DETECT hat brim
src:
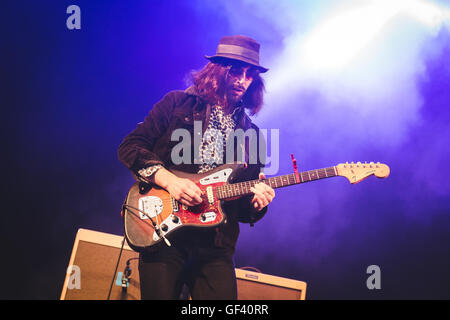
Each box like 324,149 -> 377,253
205,54 -> 269,73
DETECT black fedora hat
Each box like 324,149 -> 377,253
205,35 -> 269,73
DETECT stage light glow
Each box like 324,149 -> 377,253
405,0 -> 449,28
261,0 -> 450,114
301,0 -> 449,71
301,1 -> 398,71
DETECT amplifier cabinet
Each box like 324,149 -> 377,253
236,268 -> 306,300
61,229 -> 306,300
60,228 -> 140,300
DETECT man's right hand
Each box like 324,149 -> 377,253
154,168 -> 203,207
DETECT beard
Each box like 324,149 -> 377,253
227,86 -> 246,105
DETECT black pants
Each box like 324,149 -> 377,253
138,243 -> 237,300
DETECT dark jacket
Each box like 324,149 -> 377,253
118,88 -> 267,251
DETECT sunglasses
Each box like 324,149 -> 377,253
228,65 -> 260,80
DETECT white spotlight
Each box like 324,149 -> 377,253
301,1 -> 404,71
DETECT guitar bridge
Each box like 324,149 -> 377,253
171,196 -> 179,212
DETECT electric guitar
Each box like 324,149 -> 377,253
122,159 -> 390,252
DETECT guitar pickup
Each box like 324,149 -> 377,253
200,212 -> 217,223
206,186 -> 214,204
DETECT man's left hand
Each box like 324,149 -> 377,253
250,173 -> 275,211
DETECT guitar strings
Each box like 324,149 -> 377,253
214,167 -> 337,199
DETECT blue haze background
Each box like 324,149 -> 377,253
1,0 -> 449,299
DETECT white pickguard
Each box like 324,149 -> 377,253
138,196 -> 163,220
199,168 -> 233,185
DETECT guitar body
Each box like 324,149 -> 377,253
123,163 -> 244,253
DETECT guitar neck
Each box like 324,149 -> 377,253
216,166 -> 338,200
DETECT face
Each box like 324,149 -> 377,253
226,63 -> 259,104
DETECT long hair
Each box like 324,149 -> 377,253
190,60 -> 265,116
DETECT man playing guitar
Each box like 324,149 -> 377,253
118,35 -> 275,300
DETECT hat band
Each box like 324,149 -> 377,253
216,44 -> 259,64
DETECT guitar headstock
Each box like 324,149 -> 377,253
336,162 -> 390,184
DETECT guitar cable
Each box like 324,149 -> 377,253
121,257 -> 139,293
122,203 -> 171,247
107,201 -> 171,300
106,235 -> 126,300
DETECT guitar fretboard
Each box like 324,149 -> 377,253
215,166 -> 337,200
